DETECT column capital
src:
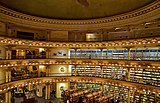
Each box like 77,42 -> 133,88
124,46 -> 134,50
99,48 -> 104,51
45,82 -> 51,85
5,45 -> 12,50
45,48 -> 51,51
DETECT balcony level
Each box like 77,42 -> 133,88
0,36 -> 159,103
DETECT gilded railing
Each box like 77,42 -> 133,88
0,76 -> 159,94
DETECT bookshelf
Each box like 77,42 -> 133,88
130,68 -> 160,86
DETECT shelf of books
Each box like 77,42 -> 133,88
156,93 -> 160,103
71,65 -> 85,76
102,66 -> 127,80
69,48 -> 160,60
76,82 -> 100,91
71,65 -> 101,77
104,85 -> 132,103
130,68 -> 160,86
134,91 -> 159,103
85,66 -> 101,77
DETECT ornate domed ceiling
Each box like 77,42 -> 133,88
0,0 -> 155,20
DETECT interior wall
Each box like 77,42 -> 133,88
0,22 -> 6,36
0,69 -> 6,84
0,46 -> 6,59
10,26 -> 47,40
50,48 -> 69,58
49,65 -> 71,76
108,31 -> 132,40
39,65 -> 46,72
50,31 -> 68,41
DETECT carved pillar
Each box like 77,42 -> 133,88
74,82 -> 77,89
28,66 -> 33,78
46,48 -> 51,59
156,48 -> 159,60
46,66 -> 50,77
126,68 -> 131,81
106,49 -> 108,59
100,48 -> 103,59
74,48 -> 77,58
5,91 -> 11,103
100,66 -> 103,77
94,65 -> 97,77
128,48 -> 131,60
28,84 -> 33,91
100,83 -> 104,91
36,85 -> 43,97
128,88 -> 131,103
74,65 -> 77,76
5,46 -> 12,60
132,89 -> 136,103
83,65 -> 86,76
6,69 -> 11,83
37,66 -> 40,77
45,84 -> 51,99
80,49 -> 82,58
46,30 -> 51,41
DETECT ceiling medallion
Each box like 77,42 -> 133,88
77,0 -> 89,7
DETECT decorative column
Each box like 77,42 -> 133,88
28,66 -> 33,72
116,67 -> 119,79
5,91 -> 11,103
148,49 -> 150,60
106,49 -> 108,59
142,49 -> 144,60
128,88 -> 131,103
28,83 -> 33,91
135,48 -> 137,60
37,66 -> 40,77
83,65 -> 86,76
126,68 -> 131,81
128,48 -> 131,60
74,48 -> 77,58
100,83 -> 104,91
74,82 -> 77,89
156,48 -> 159,60
94,66 -> 97,77
100,48 -> 103,59
5,46 -> 12,60
36,85 -> 43,97
131,89 -> 136,103
46,48 -> 51,59
80,49 -> 82,58
6,69 -> 11,83
74,65 -> 77,76
45,84 -> 51,99
46,66 -> 50,77
100,66 -> 103,77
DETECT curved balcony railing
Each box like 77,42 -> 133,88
0,76 -> 160,94
1,56 -> 160,62
0,58 -> 159,69
1,72 -> 159,90
4,54 -> 160,61
0,76 -> 159,103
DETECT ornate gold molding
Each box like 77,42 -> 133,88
0,36 -> 159,48
0,76 -> 159,94
0,1 -> 159,30
0,58 -> 159,69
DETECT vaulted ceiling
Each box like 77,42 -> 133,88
0,0 -> 155,20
